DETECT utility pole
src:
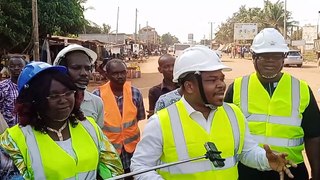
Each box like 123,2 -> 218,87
135,8 -> 138,43
115,6 -> 119,44
146,21 -> 148,49
139,24 -> 141,43
317,11 -> 320,39
209,22 -> 213,41
283,0 -> 287,40
32,0 -> 40,61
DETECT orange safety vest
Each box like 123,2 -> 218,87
100,81 -> 140,154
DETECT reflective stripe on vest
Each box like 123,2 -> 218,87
240,75 -> 303,147
20,119 -> 99,179
20,126 -> 46,179
252,135 -> 303,147
102,119 -> 138,133
159,156 -> 237,174
161,103 -> 240,174
100,81 -> 140,154
111,133 -> 140,151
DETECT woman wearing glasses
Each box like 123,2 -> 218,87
0,62 -> 123,179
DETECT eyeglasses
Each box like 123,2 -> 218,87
46,90 -> 76,101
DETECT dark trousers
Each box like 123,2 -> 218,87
238,162 -> 309,180
124,167 -> 133,180
120,149 -> 134,180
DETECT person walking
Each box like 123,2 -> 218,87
147,54 -> 178,118
53,44 -> 105,128
0,62 -> 123,179
93,59 -> 145,180
224,28 -> 320,180
0,56 -> 26,127
131,46 -> 295,180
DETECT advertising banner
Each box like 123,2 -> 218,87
234,23 -> 258,40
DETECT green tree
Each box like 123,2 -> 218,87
214,1 -> 295,44
84,21 -> 103,34
160,33 -> 179,47
83,22 -> 112,34
101,23 -> 111,34
0,0 -> 31,53
0,0 -> 87,53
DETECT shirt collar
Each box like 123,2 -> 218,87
181,96 -> 197,116
83,90 -> 92,101
181,96 -> 217,117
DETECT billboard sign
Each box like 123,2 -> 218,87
234,23 -> 258,40
292,40 -> 306,46
188,33 -> 194,42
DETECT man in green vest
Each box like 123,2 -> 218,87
225,28 -> 320,180
131,46 -> 296,180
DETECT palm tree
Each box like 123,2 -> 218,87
262,0 -> 294,34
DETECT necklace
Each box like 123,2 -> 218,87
47,121 -> 68,141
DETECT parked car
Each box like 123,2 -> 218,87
214,50 -> 222,59
284,50 -> 303,67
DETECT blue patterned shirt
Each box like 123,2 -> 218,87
154,88 -> 182,112
0,79 -> 19,127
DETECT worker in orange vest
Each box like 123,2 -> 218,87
92,59 -> 145,180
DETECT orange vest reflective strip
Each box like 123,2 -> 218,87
100,81 -> 140,154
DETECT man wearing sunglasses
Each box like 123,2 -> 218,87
53,44 -> 104,128
224,28 -> 320,180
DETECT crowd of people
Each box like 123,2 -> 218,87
0,28 -> 319,180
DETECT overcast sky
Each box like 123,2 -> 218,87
84,0 -> 320,42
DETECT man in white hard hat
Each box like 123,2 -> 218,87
225,28 -> 320,180
131,46 -> 296,180
53,44 -> 104,128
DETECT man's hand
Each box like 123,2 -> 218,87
264,144 -> 297,180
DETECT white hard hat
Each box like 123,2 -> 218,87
173,46 -> 231,83
53,44 -> 97,65
250,28 -> 289,54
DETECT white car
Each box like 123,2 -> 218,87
284,50 -> 303,67
214,50 -> 222,59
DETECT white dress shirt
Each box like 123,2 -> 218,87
131,97 -> 271,180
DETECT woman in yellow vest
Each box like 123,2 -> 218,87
131,46 -> 296,180
0,62 -> 123,179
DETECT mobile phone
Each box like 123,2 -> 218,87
204,142 -> 225,167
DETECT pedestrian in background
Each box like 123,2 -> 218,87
147,54 -> 178,118
93,59 -> 145,180
0,56 -> 26,127
53,44 -> 105,128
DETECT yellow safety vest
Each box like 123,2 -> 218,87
157,100 -> 246,180
233,73 -> 309,163
8,117 -> 103,180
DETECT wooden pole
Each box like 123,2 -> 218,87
32,0 -> 40,61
